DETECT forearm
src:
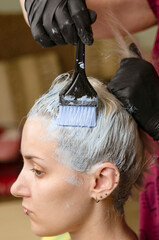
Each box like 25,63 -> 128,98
20,0 -> 157,38
86,0 -> 157,38
20,0 -> 29,25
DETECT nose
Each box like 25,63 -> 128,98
10,168 -> 30,198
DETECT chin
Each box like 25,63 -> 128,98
30,221 -> 47,237
30,221 -> 64,237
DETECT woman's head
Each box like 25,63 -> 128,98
26,76 -> 146,196
11,72 -> 147,236
12,116 -> 95,236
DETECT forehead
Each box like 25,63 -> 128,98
23,116 -> 56,138
21,117 -> 58,157
21,117 -> 84,181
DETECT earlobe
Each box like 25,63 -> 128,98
90,162 -> 120,202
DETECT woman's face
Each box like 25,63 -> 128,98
11,117 -> 92,237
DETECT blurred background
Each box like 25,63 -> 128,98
0,0 -> 157,239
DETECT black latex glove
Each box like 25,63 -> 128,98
25,0 -> 97,48
107,57 -> 159,141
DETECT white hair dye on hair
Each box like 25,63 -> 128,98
28,69 -> 146,213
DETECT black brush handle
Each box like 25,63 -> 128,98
59,38 -> 98,106
76,39 -> 85,69
62,39 -> 87,93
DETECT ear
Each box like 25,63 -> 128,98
89,162 -> 120,203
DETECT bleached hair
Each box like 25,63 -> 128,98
27,42 -> 146,214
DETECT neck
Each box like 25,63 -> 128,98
70,202 -> 138,240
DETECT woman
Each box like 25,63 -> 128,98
10,42 -> 150,239
18,1 -> 159,239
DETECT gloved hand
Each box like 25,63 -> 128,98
107,57 -> 159,141
25,0 -> 97,48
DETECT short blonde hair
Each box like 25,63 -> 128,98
28,70 -> 147,213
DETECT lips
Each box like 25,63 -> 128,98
23,208 -> 29,215
22,205 -> 32,215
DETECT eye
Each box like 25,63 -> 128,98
30,168 -> 44,177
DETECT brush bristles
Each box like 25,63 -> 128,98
57,106 -> 97,127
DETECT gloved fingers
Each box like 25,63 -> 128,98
68,0 -> 95,45
25,0 -> 54,47
107,80 -> 125,95
107,84 -> 136,115
43,14 -> 66,45
129,43 -> 142,59
31,22 -> 55,48
25,0 -> 34,16
25,0 -> 47,25
72,10 -> 94,45
88,9 -> 97,24
25,0 -> 96,47
55,0 -> 78,45
47,21 -> 66,45
107,68 -> 131,92
40,0 -> 66,45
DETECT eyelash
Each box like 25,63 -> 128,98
30,168 -> 44,177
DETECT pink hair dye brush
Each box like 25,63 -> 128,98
57,39 -> 98,127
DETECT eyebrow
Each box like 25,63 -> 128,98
20,149 -> 45,162
24,155 -> 40,160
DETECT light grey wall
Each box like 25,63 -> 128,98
0,0 -> 22,13
134,25 -> 157,50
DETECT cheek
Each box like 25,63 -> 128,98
31,175 -> 82,208
42,178 -> 84,206
29,176 -> 91,236
34,176 -> 88,219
